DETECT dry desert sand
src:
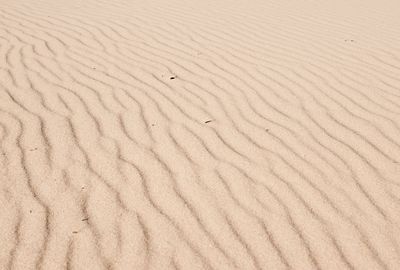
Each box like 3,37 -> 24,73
1,0 -> 400,269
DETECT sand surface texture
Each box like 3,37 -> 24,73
1,0 -> 400,269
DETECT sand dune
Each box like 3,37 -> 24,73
1,0 -> 400,269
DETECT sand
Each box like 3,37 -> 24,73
1,0 -> 400,269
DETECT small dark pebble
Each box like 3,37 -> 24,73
29,210 -> 33,213
170,76 -> 176,80
205,120 -> 212,124
72,231 -> 78,234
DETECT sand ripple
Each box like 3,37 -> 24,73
1,0 -> 400,269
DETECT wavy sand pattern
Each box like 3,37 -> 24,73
1,0 -> 400,269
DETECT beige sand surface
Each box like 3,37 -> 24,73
1,0 -> 400,269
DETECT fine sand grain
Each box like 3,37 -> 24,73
1,0 -> 400,269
